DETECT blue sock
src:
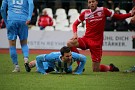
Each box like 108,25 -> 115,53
21,44 -> 29,58
9,46 -> 18,65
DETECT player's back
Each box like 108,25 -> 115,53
7,0 -> 31,21
72,52 -> 85,61
45,52 -> 61,62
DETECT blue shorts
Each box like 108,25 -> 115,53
7,20 -> 28,40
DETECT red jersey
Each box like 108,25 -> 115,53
38,15 -> 53,28
73,7 -> 131,41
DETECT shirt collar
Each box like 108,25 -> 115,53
59,55 -> 63,62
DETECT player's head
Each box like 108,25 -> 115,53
60,46 -> 72,63
88,0 -> 98,11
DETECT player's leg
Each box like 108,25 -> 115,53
7,20 -> 20,72
29,60 -> 36,68
67,38 -> 80,52
67,38 -> 80,65
89,40 -> 102,72
90,46 -> 120,72
109,63 -> 119,72
20,40 -> 29,63
9,40 -> 20,72
20,39 -> 31,72
67,37 -> 88,71
29,59 -> 52,73
100,64 -> 119,72
19,21 -> 31,72
99,64 -> 110,72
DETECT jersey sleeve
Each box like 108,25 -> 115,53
72,52 -> 87,74
103,7 -> 114,17
1,0 -> 8,25
104,7 -> 132,20
72,11 -> 86,33
27,0 -> 34,20
112,13 -> 131,20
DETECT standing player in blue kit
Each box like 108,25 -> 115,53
1,0 -> 34,72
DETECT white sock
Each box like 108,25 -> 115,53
24,58 -> 28,63
15,65 -> 19,68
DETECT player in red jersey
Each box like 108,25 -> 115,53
67,0 -> 135,72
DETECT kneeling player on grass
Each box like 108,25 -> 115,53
29,46 -> 87,75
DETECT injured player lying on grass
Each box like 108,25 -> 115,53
28,46 -> 87,75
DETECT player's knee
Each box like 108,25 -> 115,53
20,40 -> 27,45
67,40 -> 78,47
93,67 -> 100,72
9,40 -> 16,46
92,62 -> 100,72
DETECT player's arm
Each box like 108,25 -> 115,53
72,52 -> 87,74
104,7 -> 134,20
26,0 -> 34,25
113,13 -> 132,20
72,11 -> 85,39
1,0 -> 8,25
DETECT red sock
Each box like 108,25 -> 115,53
109,66 -> 113,71
100,64 -> 110,72
70,47 -> 80,65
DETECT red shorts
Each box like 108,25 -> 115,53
77,37 -> 103,62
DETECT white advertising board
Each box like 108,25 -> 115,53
0,29 -> 135,51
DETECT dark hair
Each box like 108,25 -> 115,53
60,46 -> 71,56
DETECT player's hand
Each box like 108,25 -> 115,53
26,20 -> 31,25
130,15 -> 135,24
131,7 -> 135,16
71,32 -> 78,40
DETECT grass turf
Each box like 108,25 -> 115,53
0,54 -> 135,90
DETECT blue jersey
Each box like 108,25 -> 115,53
36,52 -> 87,74
1,0 -> 34,24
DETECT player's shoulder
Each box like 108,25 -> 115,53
50,52 -> 60,55
47,52 -> 60,59
71,52 -> 82,57
101,7 -> 111,12
81,9 -> 91,14
96,7 -> 107,12
71,52 -> 78,55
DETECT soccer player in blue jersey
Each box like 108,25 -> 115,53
29,46 -> 87,75
1,0 -> 34,72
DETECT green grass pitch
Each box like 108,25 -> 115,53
0,54 -> 135,90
